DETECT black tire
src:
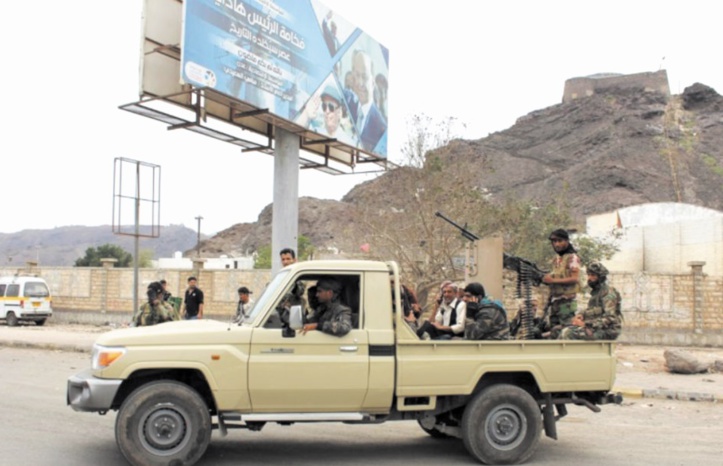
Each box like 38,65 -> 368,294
6,312 -> 18,327
115,381 -> 212,466
35,319 -> 46,326
461,384 -> 542,465
417,419 -> 452,439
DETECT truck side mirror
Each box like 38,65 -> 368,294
288,305 -> 304,330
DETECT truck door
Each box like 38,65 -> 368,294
248,274 -> 369,412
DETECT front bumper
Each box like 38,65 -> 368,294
67,369 -> 122,412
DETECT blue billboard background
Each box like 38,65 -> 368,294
181,0 -> 389,157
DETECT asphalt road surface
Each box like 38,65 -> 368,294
2,346 -> 721,466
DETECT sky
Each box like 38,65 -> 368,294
2,0 -> 721,236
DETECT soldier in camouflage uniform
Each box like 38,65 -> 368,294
541,229 -> 581,339
133,282 -> 179,327
561,262 -> 622,340
463,282 -> 510,341
301,278 -> 353,337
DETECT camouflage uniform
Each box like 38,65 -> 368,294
307,301 -> 352,337
134,300 -> 178,327
545,251 -> 581,338
562,282 -> 622,340
464,298 -> 510,341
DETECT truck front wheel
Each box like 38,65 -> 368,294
461,384 -> 541,465
115,381 -> 211,466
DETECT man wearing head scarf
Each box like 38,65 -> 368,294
561,262 -> 622,340
541,229 -> 581,338
416,282 -> 466,340
301,278 -> 352,337
462,282 -> 510,341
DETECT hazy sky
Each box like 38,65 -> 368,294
2,0 -> 720,235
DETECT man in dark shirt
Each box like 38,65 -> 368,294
182,276 -> 204,320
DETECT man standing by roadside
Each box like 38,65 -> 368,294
159,279 -> 172,302
234,286 -> 254,324
541,229 -> 581,338
280,248 -> 297,267
182,276 -> 204,320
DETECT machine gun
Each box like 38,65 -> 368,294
435,211 -> 549,339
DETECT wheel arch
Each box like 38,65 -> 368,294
473,371 -> 542,400
112,369 -> 217,414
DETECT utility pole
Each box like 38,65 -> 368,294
195,215 -> 203,257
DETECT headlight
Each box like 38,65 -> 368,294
91,344 -> 126,370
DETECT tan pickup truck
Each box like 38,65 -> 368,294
67,260 -> 620,466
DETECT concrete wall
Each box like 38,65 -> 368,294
3,264 -> 720,347
587,208 -> 723,275
562,70 -> 670,103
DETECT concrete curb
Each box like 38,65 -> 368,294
613,386 -> 721,403
1,339 -> 92,354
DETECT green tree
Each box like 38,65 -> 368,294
75,244 -> 133,267
138,249 -> 155,268
253,235 -> 314,269
253,244 -> 272,269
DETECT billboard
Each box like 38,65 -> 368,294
181,0 -> 389,157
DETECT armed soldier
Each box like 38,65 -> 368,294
561,262 -> 622,340
133,281 -> 179,327
462,282 -> 510,341
540,229 -> 581,339
301,278 -> 353,337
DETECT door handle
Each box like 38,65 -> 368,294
339,346 -> 358,352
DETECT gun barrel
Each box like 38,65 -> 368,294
435,211 -> 480,241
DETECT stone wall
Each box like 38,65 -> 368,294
3,264 -> 720,346
562,70 -> 670,103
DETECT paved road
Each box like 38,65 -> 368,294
2,346 -> 722,465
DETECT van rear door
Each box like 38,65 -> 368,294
23,281 -> 52,316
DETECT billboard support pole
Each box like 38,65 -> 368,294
272,128 -> 299,274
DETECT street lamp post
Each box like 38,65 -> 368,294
195,215 -> 203,257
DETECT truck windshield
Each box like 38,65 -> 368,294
243,270 -> 289,323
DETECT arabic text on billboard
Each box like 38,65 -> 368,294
181,0 -> 389,157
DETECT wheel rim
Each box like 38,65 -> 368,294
138,403 -> 191,456
484,403 -> 527,451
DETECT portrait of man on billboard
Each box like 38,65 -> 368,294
295,77 -> 358,146
336,34 -> 389,155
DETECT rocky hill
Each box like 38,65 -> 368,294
0,225 -> 199,267
197,81 -> 723,257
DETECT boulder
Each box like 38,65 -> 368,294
663,349 -> 709,374
711,359 -> 723,374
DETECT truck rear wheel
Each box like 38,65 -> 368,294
115,380 -> 211,466
461,384 -> 541,465
6,311 -> 18,327
35,319 -> 46,326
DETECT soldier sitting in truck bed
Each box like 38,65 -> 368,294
462,282 -> 510,341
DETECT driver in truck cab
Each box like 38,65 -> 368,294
301,278 -> 352,337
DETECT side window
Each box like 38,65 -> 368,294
262,274 -> 361,330
0,284 -> 6,296
6,284 -> 20,297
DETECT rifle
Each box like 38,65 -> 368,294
435,211 -> 549,339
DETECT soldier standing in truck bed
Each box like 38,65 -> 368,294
541,229 -> 581,339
